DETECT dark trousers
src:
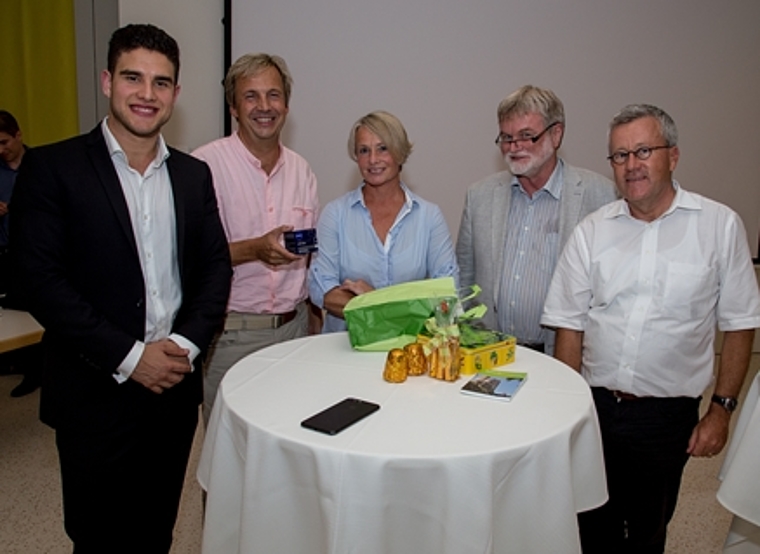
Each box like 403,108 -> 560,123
55,400 -> 198,554
579,387 -> 699,554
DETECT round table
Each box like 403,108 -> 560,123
718,370 -> 760,552
198,332 -> 607,554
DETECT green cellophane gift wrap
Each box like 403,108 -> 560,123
343,277 -> 457,351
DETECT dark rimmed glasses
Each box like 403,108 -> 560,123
495,121 -> 560,147
607,145 -> 671,165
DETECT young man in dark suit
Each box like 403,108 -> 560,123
11,24 -> 232,553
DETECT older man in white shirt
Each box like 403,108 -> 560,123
542,104 -> 760,553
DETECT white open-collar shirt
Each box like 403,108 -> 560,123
103,119 -> 197,382
542,182 -> 760,397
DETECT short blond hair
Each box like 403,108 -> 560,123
347,111 -> 413,166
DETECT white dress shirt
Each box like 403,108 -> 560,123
102,119 -> 197,382
541,182 -> 760,397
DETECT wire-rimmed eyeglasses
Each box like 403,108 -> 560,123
607,145 -> 671,165
495,121 -> 560,147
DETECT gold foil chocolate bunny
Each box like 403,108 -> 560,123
383,348 -> 408,383
404,342 -> 427,376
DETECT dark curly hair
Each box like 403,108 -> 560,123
108,24 -> 180,82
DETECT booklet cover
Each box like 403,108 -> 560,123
460,370 -> 528,402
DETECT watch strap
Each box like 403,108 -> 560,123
711,394 -> 738,413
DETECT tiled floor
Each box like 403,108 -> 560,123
1,356 -> 757,553
0,373 -> 204,554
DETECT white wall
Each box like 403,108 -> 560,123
74,0 -> 118,131
119,0 -> 225,153
231,0 -> 760,253
119,0 -> 760,256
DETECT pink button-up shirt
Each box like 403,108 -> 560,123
193,133 -> 319,313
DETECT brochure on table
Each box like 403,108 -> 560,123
460,369 -> 528,402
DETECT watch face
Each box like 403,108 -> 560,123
713,394 -> 738,412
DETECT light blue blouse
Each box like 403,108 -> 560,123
309,182 -> 459,333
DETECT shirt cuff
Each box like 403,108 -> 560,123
113,335 -> 200,384
114,341 -> 144,383
169,333 -> 200,365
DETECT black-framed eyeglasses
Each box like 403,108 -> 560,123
607,145 -> 671,165
495,121 -> 560,147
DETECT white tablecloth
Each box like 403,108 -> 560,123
198,333 -> 607,554
718,371 -> 760,552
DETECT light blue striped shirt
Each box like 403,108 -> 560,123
309,182 -> 459,333
497,161 -> 563,344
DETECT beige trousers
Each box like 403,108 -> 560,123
202,302 -> 308,425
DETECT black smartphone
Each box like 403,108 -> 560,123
301,397 -> 380,435
284,228 -> 318,255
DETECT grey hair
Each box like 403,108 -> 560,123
609,104 -> 678,146
497,85 -> 565,127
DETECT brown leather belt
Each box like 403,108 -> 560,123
224,309 -> 298,331
611,390 -> 643,401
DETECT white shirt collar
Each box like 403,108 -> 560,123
606,180 -> 701,221
101,117 -> 170,171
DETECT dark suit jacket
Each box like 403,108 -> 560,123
10,125 -> 232,431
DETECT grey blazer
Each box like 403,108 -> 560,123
456,161 -> 617,348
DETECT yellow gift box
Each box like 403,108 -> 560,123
417,333 -> 516,376
459,335 -> 516,375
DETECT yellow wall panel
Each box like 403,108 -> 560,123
0,0 -> 79,146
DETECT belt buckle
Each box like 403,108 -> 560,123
612,390 -> 638,402
271,314 -> 283,329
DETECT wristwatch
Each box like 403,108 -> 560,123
711,394 -> 738,413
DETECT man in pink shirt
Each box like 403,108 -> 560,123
193,53 -> 321,423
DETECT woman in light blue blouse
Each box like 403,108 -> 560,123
309,111 -> 459,333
